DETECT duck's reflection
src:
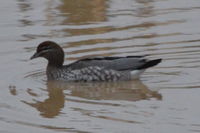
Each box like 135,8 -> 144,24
24,80 -> 161,118
23,84 -> 65,118
61,81 -> 162,101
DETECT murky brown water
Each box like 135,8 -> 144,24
1,0 -> 200,132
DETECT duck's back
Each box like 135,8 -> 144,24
65,56 -> 153,70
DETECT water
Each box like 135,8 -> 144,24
0,0 -> 200,132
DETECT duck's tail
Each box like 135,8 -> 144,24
130,59 -> 162,79
138,59 -> 162,70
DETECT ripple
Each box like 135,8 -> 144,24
1,0 -> 200,133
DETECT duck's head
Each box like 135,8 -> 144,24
30,41 -> 64,67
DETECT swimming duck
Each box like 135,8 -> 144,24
30,41 -> 162,82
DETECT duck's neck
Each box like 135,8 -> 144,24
46,63 -> 63,80
46,55 -> 64,80
48,60 -> 63,68
47,53 -> 64,68
45,49 -> 65,80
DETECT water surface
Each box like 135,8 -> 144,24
1,0 -> 200,132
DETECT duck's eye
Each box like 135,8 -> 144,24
38,46 -> 52,52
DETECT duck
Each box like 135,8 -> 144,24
30,41 -> 162,82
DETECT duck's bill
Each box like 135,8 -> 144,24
30,52 -> 39,60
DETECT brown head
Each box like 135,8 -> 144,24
30,41 -> 64,67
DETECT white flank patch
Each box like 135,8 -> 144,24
130,69 -> 145,79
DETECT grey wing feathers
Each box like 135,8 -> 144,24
66,56 -> 161,71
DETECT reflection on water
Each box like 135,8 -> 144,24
58,0 -> 107,24
135,0 -> 155,17
22,86 -> 65,118
17,0 -> 34,27
22,81 -> 161,118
